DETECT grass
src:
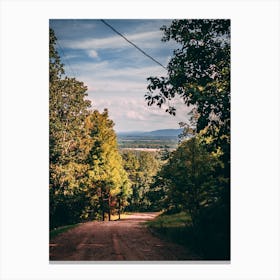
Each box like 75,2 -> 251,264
50,224 -> 80,240
146,212 -> 202,258
146,211 -> 230,260
146,211 -> 192,228
145,212 -> 194,248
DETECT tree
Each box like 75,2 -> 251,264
155,137 -> 220,222
49,28 -> 131,227
85,110 -> 131,221
121,151 -> 161,211
49,28 -> 91,228
49,28 -> 64,83
145,22 -> 230,252
144,21 -> 230,258
145,19 -> 230,162
137,151 -> 160,210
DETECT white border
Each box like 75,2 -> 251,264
1,0 -> 279,279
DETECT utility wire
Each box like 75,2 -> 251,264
50,24 -> 77,77
56,38 -> 77,78
100,19 -> 167,70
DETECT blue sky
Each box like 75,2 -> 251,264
50,19 -> 192,132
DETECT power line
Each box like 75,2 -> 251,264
100,19 -> 167,70
56,37 -> 77,78
50,24 -> 77,77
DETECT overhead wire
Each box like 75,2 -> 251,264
100,19 -> 167,70
50,20 -> 168,78
49,24 -> 78,78
55,39 -> 77,78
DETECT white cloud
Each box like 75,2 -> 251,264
62,30 -> 162,51
84,80 -> 146,96
71,62 -> 166,83
88,49 -> 98,58
65,62 -> 167,103
67,60 -> 192,132
88,94 -> 192,132
125,110 -> 146,121
58,20 -> 191,132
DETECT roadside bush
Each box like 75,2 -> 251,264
194,202 -> 230,260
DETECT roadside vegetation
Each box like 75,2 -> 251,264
146,210 -> 229,260
49,29 -> 131,229
146,212 -> 192,228
144,19 -> 230,260
145,212 -> 195,254
50,224 -> 80,240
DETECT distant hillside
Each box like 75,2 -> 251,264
117,128 -> 183,137
117,131 -> 143,136
142,129 -> 183,137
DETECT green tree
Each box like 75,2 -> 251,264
145,19 -> 230,163
85,110 -> 131,221
49,28 -> 91,228
49,28 -> 131,227
153,136 -> 230,259
49,28 -> 132,227
121,151 -> 161,211
144,21 -> 230,258
158,137 -> 221,223
49,28 -> 64,83
145,21 -> 230,252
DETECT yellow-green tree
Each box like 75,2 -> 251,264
85,110 -> 131,221
49,28 -> 130,227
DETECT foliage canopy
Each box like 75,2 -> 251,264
49,28 -> 131,227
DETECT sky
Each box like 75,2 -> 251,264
50,19 -> 192,132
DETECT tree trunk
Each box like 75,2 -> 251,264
118,196 -> 121,220
101,191 -> 105,221
108,195 -> 111,221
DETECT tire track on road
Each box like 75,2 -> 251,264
50,212 -> 199,261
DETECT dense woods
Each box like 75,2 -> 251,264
145,19 -> 230,259
121,150 -> 161,212
50,19 -> 230,259
49,29 -> 131,228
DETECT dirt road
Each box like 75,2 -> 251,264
49,212 -> 199,261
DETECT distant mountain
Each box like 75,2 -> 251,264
117,131 -> 143,136
117,128 -> 183,137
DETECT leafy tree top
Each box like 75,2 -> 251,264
49,28 -> 64,82
145,20 -> 230,150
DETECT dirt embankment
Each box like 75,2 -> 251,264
49,212 -> 199,261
